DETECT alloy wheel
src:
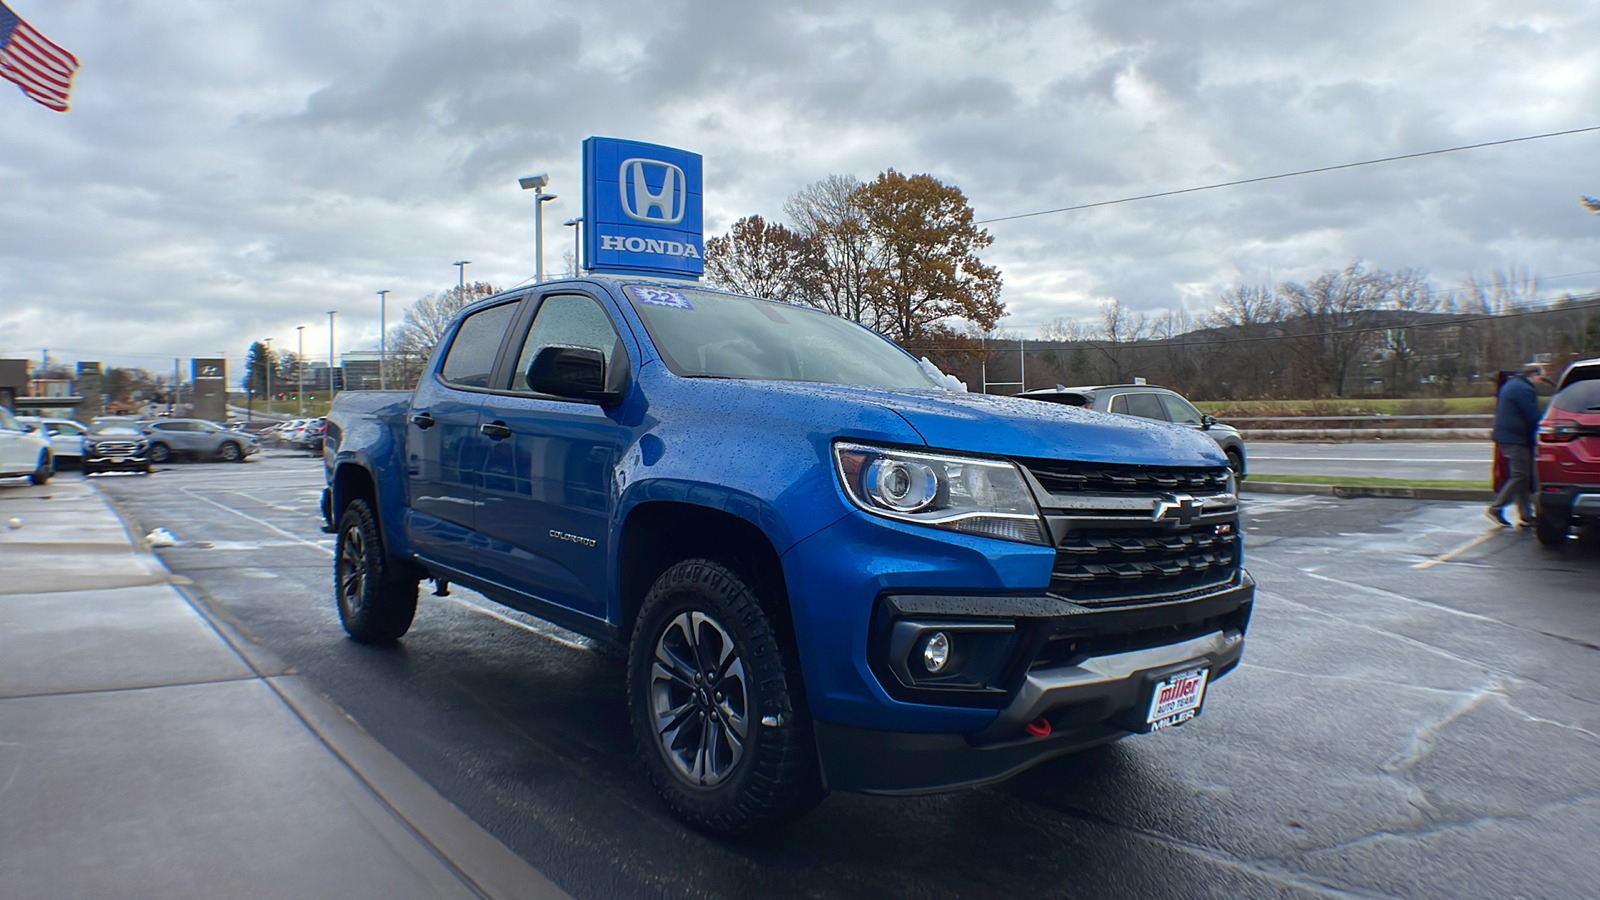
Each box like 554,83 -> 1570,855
338,524 -> 367,614
649,610 -> 750,787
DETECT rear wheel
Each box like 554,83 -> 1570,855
628,559 -> 824,836
335,498 -> 419,643
1535,508 -> 1569,549
149,443 -> 172,464
29,451 -> 52,485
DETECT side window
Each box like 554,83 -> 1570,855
510,294 -> 627,393
0,408 -> 18,431
1124,393 -> 1168,421
1159,394 -> 1203,426
440,302 -> 518,388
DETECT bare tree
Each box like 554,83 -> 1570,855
390,282 -> 500,388
1282,263 -> 1390,397
784,174 -> 876,323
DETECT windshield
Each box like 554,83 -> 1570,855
92,425 -> 142,436
624,285 -> 940,391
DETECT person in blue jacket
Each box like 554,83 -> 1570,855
1487,363 -> 1548,527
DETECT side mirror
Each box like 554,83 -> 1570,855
526,346 -> 622,405
23,424 -> 37,434
1200,414 -> 1217,430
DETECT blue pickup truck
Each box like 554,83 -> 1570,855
322,277 -> 1255,835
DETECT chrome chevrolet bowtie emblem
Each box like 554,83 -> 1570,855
1152,494 -> 1201,524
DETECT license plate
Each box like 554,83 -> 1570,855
109,457 -> 129,463
1146,666 -> 1209,731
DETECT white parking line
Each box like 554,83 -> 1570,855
177,486 -> 335,557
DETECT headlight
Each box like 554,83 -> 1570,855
833,442 -> 1049,545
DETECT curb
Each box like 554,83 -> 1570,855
1243,481 -> 1494,502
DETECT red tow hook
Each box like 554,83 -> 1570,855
1025,717 -> 1052,738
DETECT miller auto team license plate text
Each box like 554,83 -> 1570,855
1147,666 -> 1209,730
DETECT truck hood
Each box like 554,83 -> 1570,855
736,381 -> 1227,467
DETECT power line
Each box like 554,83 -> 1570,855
977,125 -> 1600,225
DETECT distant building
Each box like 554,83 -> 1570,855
340,352 -> 383,390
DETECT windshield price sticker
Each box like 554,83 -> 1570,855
1146,666 -> 1209,731
631,287 -> 694,310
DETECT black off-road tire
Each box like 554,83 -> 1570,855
218,441 -> 243,462
29,451 -> 52,485
148,442 -> 172,464
335,498 -> 419,643
628,558 -> 825,837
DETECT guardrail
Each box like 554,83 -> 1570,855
1222,413 -> 1492,441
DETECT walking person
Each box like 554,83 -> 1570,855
1486,363 -> 1547,527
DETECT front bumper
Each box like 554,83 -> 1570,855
815,577 -> 1252,794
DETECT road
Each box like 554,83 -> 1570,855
1248,441 -> 1493,482
93,453 -> 1598,899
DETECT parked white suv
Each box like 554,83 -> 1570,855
0,407 -> 54,484
17,417 -> 88,467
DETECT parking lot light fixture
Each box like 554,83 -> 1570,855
453,260 -> 470,296
518,173 -> 554,283
564,217 -> 583,276
296,325 -> 305,416
377,291 -> 389,390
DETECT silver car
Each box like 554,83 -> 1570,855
141,418 -> 260,464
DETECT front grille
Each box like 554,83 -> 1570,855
1023,459 -> 1229,495
94,441 -> 140,454
1049,522 -> 1239,603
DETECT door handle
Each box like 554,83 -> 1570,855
411,412 -> 435,430
479,421 -> 512,440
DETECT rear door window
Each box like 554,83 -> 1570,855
440,302 -> 518,388
1112,392 -> 1168,420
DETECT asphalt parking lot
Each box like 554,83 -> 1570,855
80,452 -> 1600,900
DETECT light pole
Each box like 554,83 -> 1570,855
453,260 -> 470,298
263,337 -> 273,418
518,173 -> 557,283
564,217 -> 583,277
296,325 -> 305,416
377,290 -> 389,390
328,311 -> 338,399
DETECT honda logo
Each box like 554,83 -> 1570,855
1152,494 -> 1201,525
619,158 -> 686,225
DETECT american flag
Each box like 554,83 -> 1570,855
0,2 -> 78,112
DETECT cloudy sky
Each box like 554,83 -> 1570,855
2,0 -> 1597,378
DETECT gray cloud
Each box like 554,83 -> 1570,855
2,0 -> 1598,375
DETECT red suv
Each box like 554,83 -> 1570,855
1535,357 -> 1600,548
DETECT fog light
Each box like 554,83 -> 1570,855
922,632 -> 950,673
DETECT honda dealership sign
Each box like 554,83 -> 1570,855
583,137 -> 704,279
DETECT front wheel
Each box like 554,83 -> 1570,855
148,443 -> 172,464
628,559 -> 824,836
1225,448 -> 1245,479
218,441 -> 242,462
335,498 -> 419,643
29,451 -> 52,485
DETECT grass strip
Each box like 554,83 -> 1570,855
1247,473 -> 1491,490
